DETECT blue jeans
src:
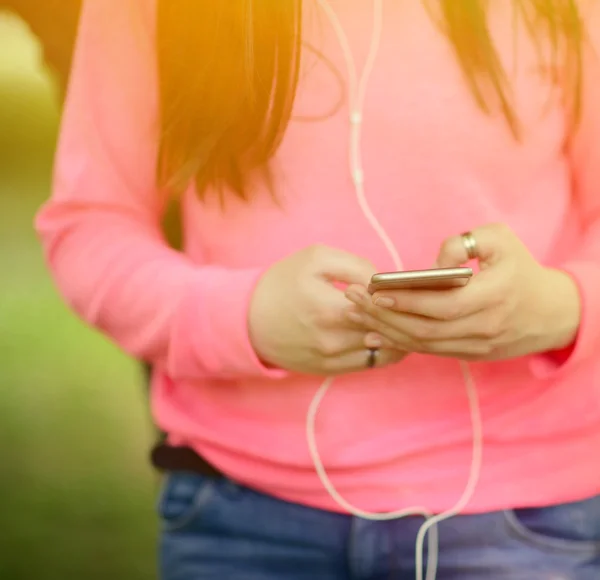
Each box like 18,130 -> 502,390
158,472 -> 600,579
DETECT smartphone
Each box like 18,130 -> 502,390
368,267 -> 473,294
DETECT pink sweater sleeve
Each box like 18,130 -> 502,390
531,3 -> 600,377
35,0 -> 284,381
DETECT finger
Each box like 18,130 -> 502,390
310,284 -> 360,328
417,339 -> 499,361
348,279 -> 499,322
354,308 -> 502,347
313,283 -> 389,329
307,245 -> 376,285
343,305 -> 391,343
435,223 -> 516,269
313,329 -> 395,358
322,348 -> 408,375
315,285 -> 396,346
361,329 -> 497,361
347,307 -> 415,349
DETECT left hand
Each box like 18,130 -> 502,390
345,224 -> 582,362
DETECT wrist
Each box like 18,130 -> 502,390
538,268 -> 582,352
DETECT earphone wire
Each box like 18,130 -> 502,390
307,3 -> 485,579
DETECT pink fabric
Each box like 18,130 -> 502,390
36,0 -> 600,514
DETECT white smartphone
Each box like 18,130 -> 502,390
368,267 -> 473,294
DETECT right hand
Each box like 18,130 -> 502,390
248,245 -> 407,375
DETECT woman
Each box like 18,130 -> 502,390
36,0 -> 600,578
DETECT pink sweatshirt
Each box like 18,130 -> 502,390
37,0 -> 600,514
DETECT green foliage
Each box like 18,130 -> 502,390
0,14 -> 158,580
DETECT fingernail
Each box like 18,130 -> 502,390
365,333 -> 382,348
346,291 -> 363,304
375,297 -> 394,308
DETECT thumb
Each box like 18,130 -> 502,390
308,245 -> 377,285
434,224 -> 512,269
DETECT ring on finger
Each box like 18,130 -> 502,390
366,347 -> 379,369
460,231 -> 479,261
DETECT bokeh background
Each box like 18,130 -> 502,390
0,11 -> 158,580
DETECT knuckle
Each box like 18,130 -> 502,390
303,244 -> 328,265
410,339 -> 429,354
480,326 -> 499,340
360,257 -> 377,274
364,314 -> 383,332
482,311 -> 508,339
439,303 -> 464,321
489,222 -> 514,241
307,243 -> 327,256
440,238 -> 455,255
411,320 -> 439,341
481,322 -> 502,340
474,342 -> 495,357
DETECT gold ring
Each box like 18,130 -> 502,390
461,231 -> 479,261
366,348 -> 379,369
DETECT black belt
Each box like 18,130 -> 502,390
151,443 -> 224,478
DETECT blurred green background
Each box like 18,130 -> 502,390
0,13 -> 158,580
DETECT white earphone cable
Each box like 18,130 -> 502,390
307,3 -> 485,579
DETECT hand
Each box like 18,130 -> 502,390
249,245 -> 407,375
344,224 -> 582,362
